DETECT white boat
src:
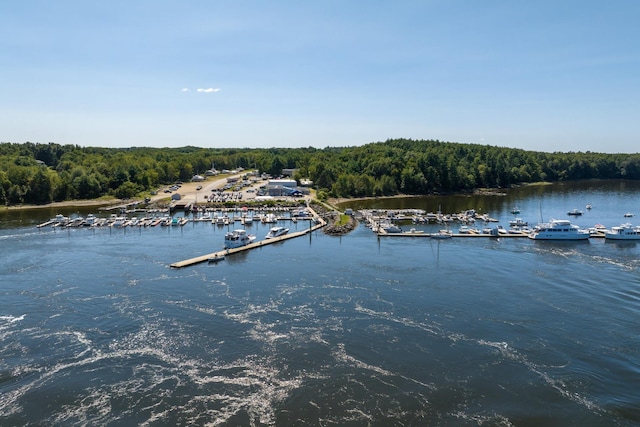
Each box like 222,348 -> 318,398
588,223 -> 607,234
51,214 -> 69,226
458,225 -> 473,234
623,212 -> 634,218
224,229 -> 256,249
605,223 -> 640,240
528,219 -> 590,240
208,254 -> 225,262
261,213 -> 277,223
430,230 -> 452,239
265,226 -> 289,239
110,216 -> 126,227
406,228 -> 425,234
509,218 -> 528,227
379,222 -> 402,233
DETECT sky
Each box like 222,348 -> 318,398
1,1 -> 639,153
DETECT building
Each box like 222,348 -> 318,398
265,184 -> 307,197
267,179 -> 297,188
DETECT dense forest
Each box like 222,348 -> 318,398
1,139 -> 640,206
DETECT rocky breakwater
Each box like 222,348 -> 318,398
323,211 -> 357,236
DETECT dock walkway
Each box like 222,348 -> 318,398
170,205 -> 326,268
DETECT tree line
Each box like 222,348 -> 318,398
1,139 -> 640,206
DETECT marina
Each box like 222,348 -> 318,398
34,203 -> 626,245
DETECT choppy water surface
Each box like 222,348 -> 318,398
1,181 -> 640,426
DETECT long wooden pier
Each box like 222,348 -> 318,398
170,207 -> 326,268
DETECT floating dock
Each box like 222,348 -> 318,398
377,229 -> 606,238
377,229 -> 527,238
170,207 -> 326,268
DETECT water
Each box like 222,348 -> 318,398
1,181 -> 640,426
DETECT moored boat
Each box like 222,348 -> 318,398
458,225 -> 473,234
528,219 -> 590,240
377,221 -> 402,233
208,254 -> 225,262
265,226 -> 289,239
406,228 -> 425,234
430,229 -> 452,239
224,229 -> 256,249
567,209 -> 583,216
605,223 -> 640,240
509,218 -> 528,227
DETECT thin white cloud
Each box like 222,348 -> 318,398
181,88 -> 191,92
197,88 -> 221,93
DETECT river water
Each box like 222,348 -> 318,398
1,181 -> 639,426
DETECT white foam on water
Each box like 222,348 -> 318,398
0,314 -> 25,324
0,316 -> 307,425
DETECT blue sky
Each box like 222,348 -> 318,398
1,1 -> 639,153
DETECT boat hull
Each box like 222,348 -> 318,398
528,219 -> 590,240
605,224 -> 640,240
528,232 -> 590,240
224,230 -> 256,249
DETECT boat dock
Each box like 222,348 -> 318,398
377,229 -> 528,238
376,226 -> 606,239
170,207 -> 326,268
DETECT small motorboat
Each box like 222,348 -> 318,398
406,228 -> 425,234
623,212 -> 634,218
509,218 -> 528,227
567,209 -> 583,216
208,254 -> 225,263
430,230 -> 453,239
265,226 -> 290,239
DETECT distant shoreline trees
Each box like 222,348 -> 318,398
1,139 -> 639,206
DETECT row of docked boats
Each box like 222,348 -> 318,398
222,226 -> 291,249
38,208 -> 313,229
528,219 -> 640,240
38,213 -> 191,228
209,211 -> 307,226
363,207 -> 640,241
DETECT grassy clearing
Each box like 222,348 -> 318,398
336,214 -> 350,226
